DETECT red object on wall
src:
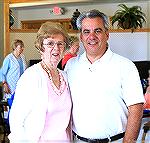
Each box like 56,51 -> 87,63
52,6 -> 63,15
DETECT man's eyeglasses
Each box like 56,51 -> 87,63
43,41 -> 66,49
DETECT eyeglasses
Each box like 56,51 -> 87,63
43,41 -> 66,49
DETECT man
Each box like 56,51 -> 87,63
65,9 -> 145,143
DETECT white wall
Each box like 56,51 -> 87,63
109,32 -> 148,61
79,32 -> 149,61
10,31 -> 150,67
10,32 -> 40,66
10,0 -> 150,66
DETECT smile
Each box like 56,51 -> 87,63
52,53 -> 59,57
87,40 -> 98,45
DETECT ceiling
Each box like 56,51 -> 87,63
9,0 -> 145,8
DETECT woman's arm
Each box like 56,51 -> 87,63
1,57 -> 11,94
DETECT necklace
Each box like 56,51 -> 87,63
40,61 -> 53,80
40,61 -> 65,96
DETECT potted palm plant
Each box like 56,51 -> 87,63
111,4 -> 146,32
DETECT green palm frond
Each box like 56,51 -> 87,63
111,4 -> 146,32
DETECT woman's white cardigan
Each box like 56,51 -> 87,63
8,63 -> 68,143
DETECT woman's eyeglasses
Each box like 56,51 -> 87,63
43,41 -> 66,49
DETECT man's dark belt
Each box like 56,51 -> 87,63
73,132 -> 125,143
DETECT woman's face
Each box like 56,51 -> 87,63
70,41 -> 79,55
14,44 -> 24,55
42,34 -> 66,68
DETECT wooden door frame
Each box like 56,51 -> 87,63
4,0 -> 10,57
5,0 -> 45,56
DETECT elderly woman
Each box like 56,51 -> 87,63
0,39 -> 26,100
0,39 -> 26,134
8,22 -> 72,143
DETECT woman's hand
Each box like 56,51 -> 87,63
3,82 -> 11,94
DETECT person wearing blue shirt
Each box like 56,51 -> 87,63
0,39 -> 27,133
0,39 -> 27,100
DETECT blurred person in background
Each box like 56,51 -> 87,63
61,36 -> 79,69
0,39 -> 27,133
0,39 -> 27,100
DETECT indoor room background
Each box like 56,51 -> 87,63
5,0 -> 150,67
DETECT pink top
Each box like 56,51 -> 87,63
38,71 -> 72,143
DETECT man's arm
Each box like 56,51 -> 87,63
123,103 -> 143,143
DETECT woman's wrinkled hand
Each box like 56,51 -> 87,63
3,83 -> 11,94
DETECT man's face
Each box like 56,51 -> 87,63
80,17 -> 109,61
